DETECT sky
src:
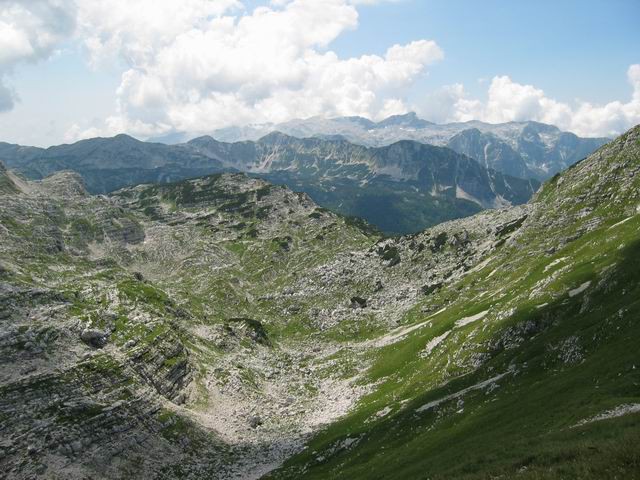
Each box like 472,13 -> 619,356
0,0 -> 638,147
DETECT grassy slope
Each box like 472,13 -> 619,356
266,130 -> 640,479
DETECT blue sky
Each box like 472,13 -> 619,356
343,0 -> 640,103
0,0 -> 638,146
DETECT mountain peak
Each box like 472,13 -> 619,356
112,133 -> 141,143
65,133 -> 142,149
377,112 -> 433,129
450,127 -> 484,139
187,135 -> 218,146
257,131 -> 295,144
336,115 -> 377,129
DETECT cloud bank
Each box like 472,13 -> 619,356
0,0 -> 637,141
0,0 -> 76,111
68,0 -> 443,139
422,65 -> 640,138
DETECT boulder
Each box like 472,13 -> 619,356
80,329 -> 108,348
350,296 -> 367,309
248,416 -> 263,429
421,283 -> 443,296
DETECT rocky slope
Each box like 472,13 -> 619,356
1,124 -> 639,479
0,165 -> 384,479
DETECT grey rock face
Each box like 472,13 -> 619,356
447,128 -> 531,179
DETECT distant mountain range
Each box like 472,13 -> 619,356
187,133 -> 540,233
152,113 -> 608,180
0,132 -> 540,234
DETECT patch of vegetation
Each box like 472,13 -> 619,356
117,279 -> 171,310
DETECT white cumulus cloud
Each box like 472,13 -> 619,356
65,0 -> 443,139
422,65 -> 640,137
0,0 -> 76,111
3,0 -> 636,141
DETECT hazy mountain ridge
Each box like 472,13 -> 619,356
186,133 -> 538,206
195,113 -> 609,180
185,132 -> 539,233
0,135 -> 229,193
